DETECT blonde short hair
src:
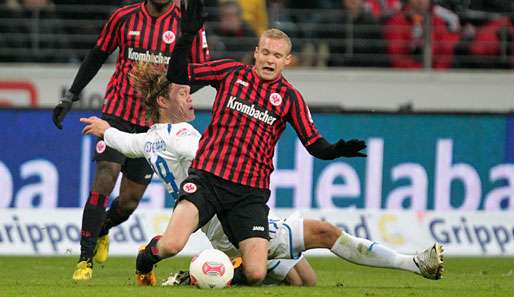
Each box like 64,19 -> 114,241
259,28 -> 292,54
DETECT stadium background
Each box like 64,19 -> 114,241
1,0 -> 514,260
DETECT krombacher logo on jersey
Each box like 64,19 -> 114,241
226,96 -> 278,125
127,48 -> 171,64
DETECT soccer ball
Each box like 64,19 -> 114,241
189,249 -> 234,289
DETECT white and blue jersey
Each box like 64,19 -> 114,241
104,122 -> 201,200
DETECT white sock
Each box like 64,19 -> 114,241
330,232 -> 420,274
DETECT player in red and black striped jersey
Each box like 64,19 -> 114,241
135,0 -> 366,287
51,0 -> 209,281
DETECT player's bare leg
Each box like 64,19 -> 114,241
135,199 -> 199,286
95,176 -> 147,263
73,161 -> 120,281
236,238 -> 268,285
303,220 -> 444,280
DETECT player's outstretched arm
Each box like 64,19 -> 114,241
306,137 -> 367,160
80,116 -> 111,138
80,116 -> 146,158
166,0 -> 206,84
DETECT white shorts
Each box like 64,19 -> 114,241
268,211 -> 305,260
263,256 -> 304,284
204,212 -> 305,260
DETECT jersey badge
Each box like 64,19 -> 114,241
236,79 -> 248,87
162,31 -> 176,44
183,182 -> 198,194
269,93 -> 283,106
96,140 -> 106,154
176,127 -> 192,137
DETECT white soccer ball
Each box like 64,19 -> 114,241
189,249 -> 234,289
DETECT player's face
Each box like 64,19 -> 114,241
254,37 -> 292,81
167,84 -> 195,122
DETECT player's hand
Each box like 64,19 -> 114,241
80,116 -> 111,138
52,91 -> 78,129
180,0 -> 206,39
335,139 -> 367,157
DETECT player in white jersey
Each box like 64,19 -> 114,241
81,62 -> 444,286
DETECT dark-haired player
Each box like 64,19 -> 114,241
51,0 -> 209,281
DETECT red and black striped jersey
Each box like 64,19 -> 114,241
97,2 -> 209,127
188,59 -> 321,189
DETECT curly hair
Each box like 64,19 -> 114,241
130,61 -> 170,122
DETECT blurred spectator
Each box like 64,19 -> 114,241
236,0 -> 268,35
467,8 -> 514,68
433,3 -> 461,32
384,0 -> 461,69
207,1 -> 257,63
366,0 -> 402,19
321,0 -> 388,67
0,0 -> 73,62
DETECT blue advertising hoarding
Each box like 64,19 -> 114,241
0,110 -> 512,211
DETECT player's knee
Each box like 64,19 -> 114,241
243,266 -> 266,285
93,162 -> 120,192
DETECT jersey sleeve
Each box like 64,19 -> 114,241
190,26 -> 210,63
96,8 -> 124,53
286,89 -> 321,146
104,128 -> 146,158
187,59 -> 243,83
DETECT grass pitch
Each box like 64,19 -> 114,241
0,256 -> 512,297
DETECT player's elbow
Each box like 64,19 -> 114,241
303,277 -> 317,287
286,275 -> 316,287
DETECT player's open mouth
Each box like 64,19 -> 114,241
263,66 -> 274,72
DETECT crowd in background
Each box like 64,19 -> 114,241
0,0 -> 513,69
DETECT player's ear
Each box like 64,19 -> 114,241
254,46 -> 259,60
157,95 -> 169,109
284,54 -> 292,66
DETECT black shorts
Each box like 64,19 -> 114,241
93,114 -> 153,185
178,169 -> 270,247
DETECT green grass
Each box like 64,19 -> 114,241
0,256 -> 512,297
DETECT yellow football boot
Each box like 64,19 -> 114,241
72,261 -> 93,281
93,235 -> 110,264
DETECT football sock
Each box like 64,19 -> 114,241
330,232 -> 420,273
99,197 -> 133,237
79,192 -> 109,262
136,236 -> 162,274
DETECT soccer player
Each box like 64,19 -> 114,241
81,63 -> 444,288
51,0 -> 208,281
133,0 -> 368,286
